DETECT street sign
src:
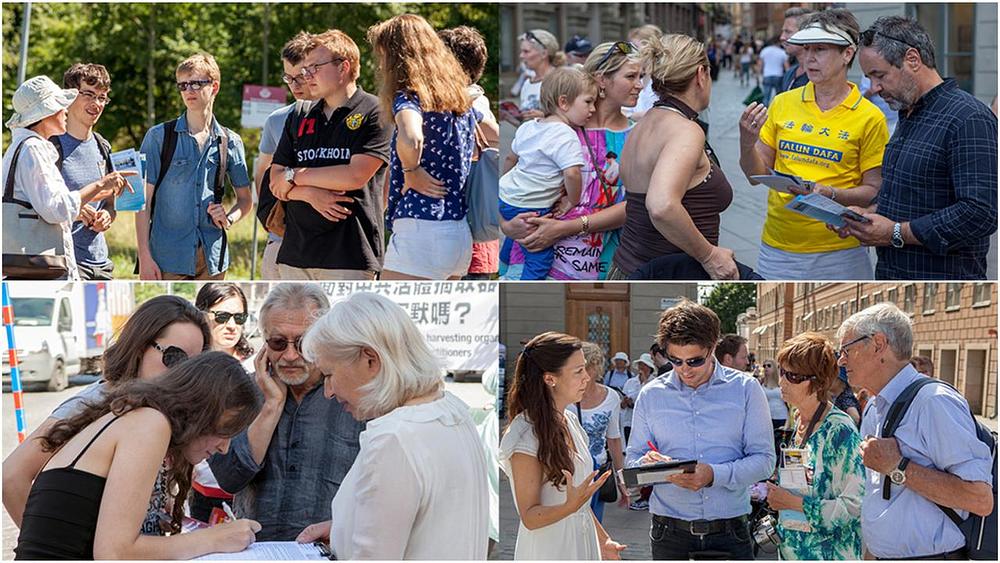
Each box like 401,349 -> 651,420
241,84 -> 287,129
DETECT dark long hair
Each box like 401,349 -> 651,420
103,295 -> 211,385
195,283 -> 254,360
41,352 -> 263,533
505,331 -> 582,488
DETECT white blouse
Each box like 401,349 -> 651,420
329,391 -> 490,560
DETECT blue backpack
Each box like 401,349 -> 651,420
881,377 -> 997,560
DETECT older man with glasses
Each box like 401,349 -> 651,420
209,283 -> 364,541
626,299 -> 774,559
837,302 -> 993,559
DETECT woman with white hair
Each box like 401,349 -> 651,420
2,75 -> 130,279
295,292 -> 489,560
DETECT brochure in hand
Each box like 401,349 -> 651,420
623,459 -> 697,487
749,169 -> 814,194
785,192 -> 870,228
111,149 -> 146,212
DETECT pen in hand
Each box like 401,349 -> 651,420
222,501 -> 238,522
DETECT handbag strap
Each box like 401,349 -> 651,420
580,127 -> 615,208
3,140 -> 31,203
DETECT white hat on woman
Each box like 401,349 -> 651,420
5,76 -> 77,129
787,23 -> 855,47
612,351 -> 629,363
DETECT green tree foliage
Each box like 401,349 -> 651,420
704,283 -> 756,334
3,2 -> 499,154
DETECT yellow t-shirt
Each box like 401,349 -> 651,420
759,81 -> 889,253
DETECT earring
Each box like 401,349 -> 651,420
599,87 -> 606,99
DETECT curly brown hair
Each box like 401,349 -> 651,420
40,352 -> 262,533
62,63 -> 111,91
777,332 -> 838,401
505,332 -> 582,488
367,14 -> 472,122
438,26 -> 488,84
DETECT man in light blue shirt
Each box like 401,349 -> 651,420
837,303 -> 993,559
626,300 -> 774,560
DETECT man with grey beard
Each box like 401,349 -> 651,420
210,283 -> 364,540
838,16 -> 997,280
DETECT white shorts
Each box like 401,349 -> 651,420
757,242 -> 874,280
384,218 -> 473,279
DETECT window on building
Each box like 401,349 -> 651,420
872,291 -> 883,304
939,348 -> 957,385
860,296 -> 869,310
904,285 -> 916,314
887,288 -> 898,305
923,284 -> 938,314
912,3 -> 975,93
972,283 -> 991,307
945,283 -> 963,310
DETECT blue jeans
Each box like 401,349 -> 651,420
499,200 -> 554,280
762,75 -> 783,105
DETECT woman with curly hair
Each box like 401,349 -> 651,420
499,332 -> 626,560
369,13 -> 500,280
14,352 -> 264,560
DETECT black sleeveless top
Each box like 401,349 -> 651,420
15,416 -> 120,560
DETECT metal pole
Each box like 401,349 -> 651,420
250,2 -> 270,280
17,2 -> 32,85
3,283 -> 28,443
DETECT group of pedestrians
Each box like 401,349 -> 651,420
499,10 -> 997,281
501,299 -> 995,560
3,283 -> 492,559
2,14 -> 500,282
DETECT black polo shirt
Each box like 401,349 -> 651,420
272,86 -> 391,271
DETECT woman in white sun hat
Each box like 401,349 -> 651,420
738,8 -> 889,281
2,75 -> 130,280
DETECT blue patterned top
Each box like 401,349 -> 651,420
386,92 -> 481,229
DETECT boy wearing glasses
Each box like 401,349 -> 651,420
137,52 -> 253,280
267,30 -> 391,280
626,299 -> 774,560
51,63 -> 117,280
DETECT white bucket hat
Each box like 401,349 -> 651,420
612,352 -> 629,363
633,353 -> 656,371
787,23 -> 855,48
6,76 -> 77,130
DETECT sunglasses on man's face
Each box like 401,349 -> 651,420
266,335 -> 303,354
209,311 -> 248,325
780,368 -> 816,384
764,363 -> 773,368
176,79 -> 213,92
666,355 -> 708,368
152,341 -> 189,368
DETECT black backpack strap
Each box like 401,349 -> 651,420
135,119 -> 177,274
881,377 -> 940,500
215,127 -> 230,271
3,141 -> 32,207
94,132 -> 113,174
48,136 -> 65,170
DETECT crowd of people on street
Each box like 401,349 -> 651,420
501,299 -> 996,560
499,9 -> 997,281
2,14 -> 500,282
3,283 -> 493,560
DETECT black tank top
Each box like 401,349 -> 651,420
15,415 -> 120,560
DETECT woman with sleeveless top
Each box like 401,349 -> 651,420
2,295 -> 210,537
14,352 -> 263,560
610,34 -> 738,280
500,42 -> 643,280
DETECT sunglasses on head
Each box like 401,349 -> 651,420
152,341 -> 189,368
780,368 -> 816,384
666,355 -> 708,368
860,29 -> 921,51
176,79 -> 213,92
594,41 -> 637,70
521,31 -> 545,48
266,335 -> 303,353
209,311 -> 248,325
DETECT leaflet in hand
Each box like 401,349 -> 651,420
785,192 -> 869,228
750,169 -> 811,194
111,149 -> 146,212
193,541 -> 330,560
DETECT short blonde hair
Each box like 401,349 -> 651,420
642,34 -> 709,98
629,24 -> 664,50
580,341 -> 606,376
176,53 -> 221,82
539,66 -> 594,116
522,29 -> 566,67
583,42 -> 642,79
301,292 -> 443,420
776,332 -> 838,402
310,29 -> 361,81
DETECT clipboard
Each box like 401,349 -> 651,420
623,460 -> 697,487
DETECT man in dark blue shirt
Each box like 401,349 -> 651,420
840,16 -> 997,279
779,7 -> 813,93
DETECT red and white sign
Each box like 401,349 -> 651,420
241,85 -> 287,129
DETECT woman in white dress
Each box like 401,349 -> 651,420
295,292 -> 489,560
499,332 -> 626,560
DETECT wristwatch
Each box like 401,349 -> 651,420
891,222 -> 905,248
889,456 -> 910,485
284,166 -> 297,186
